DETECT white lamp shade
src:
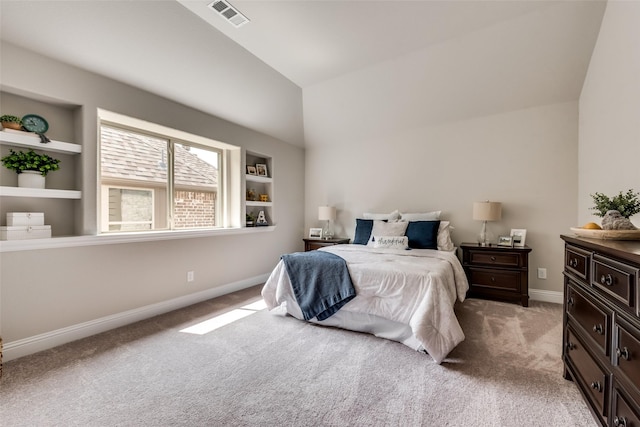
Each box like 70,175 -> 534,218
473,201 -> 502,221
318,206 -> 336,221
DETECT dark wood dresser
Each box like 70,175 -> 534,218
461,242 -> 532,307
561,235 -> 640,426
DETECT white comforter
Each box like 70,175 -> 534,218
261,244 -> 469,364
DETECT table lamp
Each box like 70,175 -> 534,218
473,201 -> 502,246
318,206 -> 336,240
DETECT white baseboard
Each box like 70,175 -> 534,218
529,288 -> 563,304
3,274 -> 269,362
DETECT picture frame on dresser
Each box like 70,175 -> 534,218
510,229 -> 527,247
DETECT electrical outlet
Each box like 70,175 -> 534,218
187,271 -> 195,282
537,268 -> 547,279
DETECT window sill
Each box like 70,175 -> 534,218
0,226 -> 275,252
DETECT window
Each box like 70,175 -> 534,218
98,111 -> 238,233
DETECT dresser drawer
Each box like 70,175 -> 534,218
467,251 -> 522,268
565,327 -> 608,417
612,386 -> 640,427
468,268 -> 521,292
566,281 -> 612,357
614,319 -> 640,396
565,245 -> 591,282
592,254 -> 638,308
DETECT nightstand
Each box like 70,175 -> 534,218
460,242 -> 532,307
303,237 -> 350,252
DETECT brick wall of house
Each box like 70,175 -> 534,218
174,190 -> 216,228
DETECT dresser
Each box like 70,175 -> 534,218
561,235 -> 640,426
460,243 -> 532,307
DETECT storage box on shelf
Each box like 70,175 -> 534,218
1,211 -> 52,240
561,235 -> 640,426
245,150 -> 273,227
7,212 -> 44,226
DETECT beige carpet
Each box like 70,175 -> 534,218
0,286 -> 596,426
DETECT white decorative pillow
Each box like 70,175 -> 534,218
363,210 -> 401,221
437,221 -> 455,251
400,211 -> 441,221
373,236 -> 409,250
367,220 -> 408,246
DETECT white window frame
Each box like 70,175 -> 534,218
97,109 -> 242,235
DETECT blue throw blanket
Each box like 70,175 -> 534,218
281,251 -> 356,321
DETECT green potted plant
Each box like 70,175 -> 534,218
590,189 -> 640,218
0,115 -> 23,131
1,148 -> 61,188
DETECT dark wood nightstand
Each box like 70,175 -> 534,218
460,242 -> 532,307
303,237 -> 350,252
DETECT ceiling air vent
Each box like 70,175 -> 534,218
208,1 -> 250,28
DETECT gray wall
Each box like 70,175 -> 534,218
578,1 -> 640,225
0,43 -> 305,344
302,29 -> 581,296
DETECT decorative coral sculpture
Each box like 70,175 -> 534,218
601,210 -> 637,230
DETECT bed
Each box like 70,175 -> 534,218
261,212 -> 470,364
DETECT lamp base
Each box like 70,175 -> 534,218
322,220 -> 333,240
477,221 -> 494,246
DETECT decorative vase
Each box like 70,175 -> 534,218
18,171 -> 45,189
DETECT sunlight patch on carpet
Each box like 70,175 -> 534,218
179,299 -> 266,335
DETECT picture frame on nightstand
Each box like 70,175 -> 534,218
510,229 -> 527,247
497,235 -> 514,247
309,228 -> 323,239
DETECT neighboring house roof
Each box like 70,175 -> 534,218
101,126 -> 217,188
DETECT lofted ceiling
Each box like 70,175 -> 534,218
0,1 -> 606,146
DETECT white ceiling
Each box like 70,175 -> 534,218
0,1 -> 606,146
178,0 -> 586,88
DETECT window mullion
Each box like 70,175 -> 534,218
168,140 -> 175,230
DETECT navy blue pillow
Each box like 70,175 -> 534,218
353,219 -> 374,245
405,220 -> 441,249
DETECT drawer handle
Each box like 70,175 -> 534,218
616,347 -> 631,361
490,256 -> 496,262
592,324 -> 604,335
490,276 -> 496,282
600,274 -> 614,286
565,341 -> 576,352
590,381 -> 602,393
614,416 -> 628,427
566,296 -> 575,307
569,258 -> 579,268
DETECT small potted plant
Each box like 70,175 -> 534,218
0,115 -> 23,131
590,189 -> 640,218
1,148 -> 61,188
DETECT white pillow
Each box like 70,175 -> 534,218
363,210 -> 401,221
437,221 -> 455,251
373,236 -> 409,250
400,211 -> 441,221
367,220 -> 408,246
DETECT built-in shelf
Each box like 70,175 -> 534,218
246,174 -> 272,184
245,150 -> 273,226
246,201 -> 273,207
0,186 -> 82,199
0,130 -> 82,154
